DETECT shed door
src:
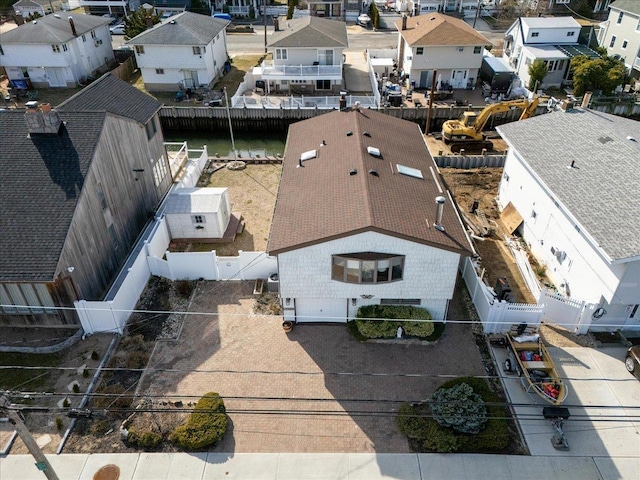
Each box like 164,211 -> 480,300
419,70 -> 433,89
295,298 -> 346,323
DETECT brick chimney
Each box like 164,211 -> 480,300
25,104 -> 63,135
69,16 -> 77,36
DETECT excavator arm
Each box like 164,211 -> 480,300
472,98 -> 535,134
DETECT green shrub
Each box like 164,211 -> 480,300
354,305 -> 434,339
72,383 -> 80,394
170,392 -> 227,450
429,382 -> 487,434
91,350 -> 99,361
175,280 -> 195,298
128,429 -> 163,449
82,367 -> 89,378
396,377 -> 510,453
55,417 -> 63,430
369,2 -> 380,29
249,4 -> 255,19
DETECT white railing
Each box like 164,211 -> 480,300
231,94 -> 378,109
227,5 -> 250,14
634,56 -> 640,70
261,60 -> 342,77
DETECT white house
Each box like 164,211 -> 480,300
395,13 -> 491,90
257,16 -> 349,94
13,0 -> 63,17
164,187 -> 232,240
77,0 -> 140,17
597,0 -> 640,80
0,13 -> 114,88
267,108 -> 474,324
126,11 -> 229,91
503,16 -> 600,89
496,107 -> 640,331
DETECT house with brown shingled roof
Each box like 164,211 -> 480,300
267,107 -> 474,324
395,13 -> 491,90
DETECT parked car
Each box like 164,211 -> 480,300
357,14 -> 371,27
625,345 -> 640,379
110,24 -> 126,35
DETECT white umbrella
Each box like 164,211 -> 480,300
436,74 -> 442,91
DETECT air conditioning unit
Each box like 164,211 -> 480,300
267,273 -> 279,293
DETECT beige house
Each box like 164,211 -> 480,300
395,13 -> 491,89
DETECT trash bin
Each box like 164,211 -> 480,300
495,276 -> 511,301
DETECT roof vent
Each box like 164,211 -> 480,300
367,146 -> 381,157
170,20 -> 176,24
346,131 -> 353,136
434,196 -> 446,231
320,139 -> 326,147
53,14 -> 61,18
349,169 -> 357,176
32,20 -> 37,24
597,136 -> 613,144
627,136 -> 637,142
363,131 -> 371,137
368,170 -> 379,177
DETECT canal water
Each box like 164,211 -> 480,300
165,130 -> 287,159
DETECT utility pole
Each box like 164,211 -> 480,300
1,394 -> 60,480
223,87 -> 237,160
263,0 -> 268,54
472,0 -> 481,29
426,69 -> 436,134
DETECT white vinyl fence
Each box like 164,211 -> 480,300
76,142 -> 276,335
459,256 -> 543,334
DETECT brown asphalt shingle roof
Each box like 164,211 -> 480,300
395,13 -> 491,47
268,16 -> 348,48
267,109 -> 473,256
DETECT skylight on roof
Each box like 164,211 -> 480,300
300,149 -> 317,161
397,164 -> 423,179
367,146 -> 381,157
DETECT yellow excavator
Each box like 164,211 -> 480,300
441,96 -> 539,151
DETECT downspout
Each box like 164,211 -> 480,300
57,333 -> 120,454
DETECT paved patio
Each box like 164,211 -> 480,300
138,281 -> 485,453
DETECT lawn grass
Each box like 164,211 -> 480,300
0,352 -> 61,391
213,54 -> 266,96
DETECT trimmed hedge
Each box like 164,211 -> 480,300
170,392 -> 227,450
128,429 -> 163,449
354,305 -> 434,339
396,377 -> 509,453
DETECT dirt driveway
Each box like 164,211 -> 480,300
138,281 -> 484,453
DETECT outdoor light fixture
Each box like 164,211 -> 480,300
351,298 -> 357,306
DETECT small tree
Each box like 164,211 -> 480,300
527,59 -> 547,91
369,2 -> 380,30
124,7 -> 162,38
429,382 -> 487,434
188,0 -> 212,16
570,54 -> 626,96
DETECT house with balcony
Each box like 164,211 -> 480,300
267,107 -> 474,323
598,0 -> 640,79
126,11 -> 229,91
395,13 -> 491,89
13,0 -> 63,17
503,16 -> 600,89
0,13 -> 114,88
0,73 -> 172,331
496,106 -> 640,332
258,16 -> 348,94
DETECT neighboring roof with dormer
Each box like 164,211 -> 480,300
395,13 -> 491,47
609,0 -> 640,15
0,12 -> 109,44
497,108 -> 640,262
267,108 -> 473,256
58,73 -> 162,124
125,10 -> 228,46
268,16 -> 348,48
0,109 -> 105,282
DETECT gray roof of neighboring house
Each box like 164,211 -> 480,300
0,110 -> 105,282
58,73 -> 162,124
521,16 -> 581,29
267,108 -> 473,256
13,0 -> 61,8
0,12 -> 108,44
126,11 -> 228,46
497,108 -> 640,262
268,16 -> 348,48
609,0 -> 640,14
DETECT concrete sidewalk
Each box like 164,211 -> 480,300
1,452 -> 637,479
